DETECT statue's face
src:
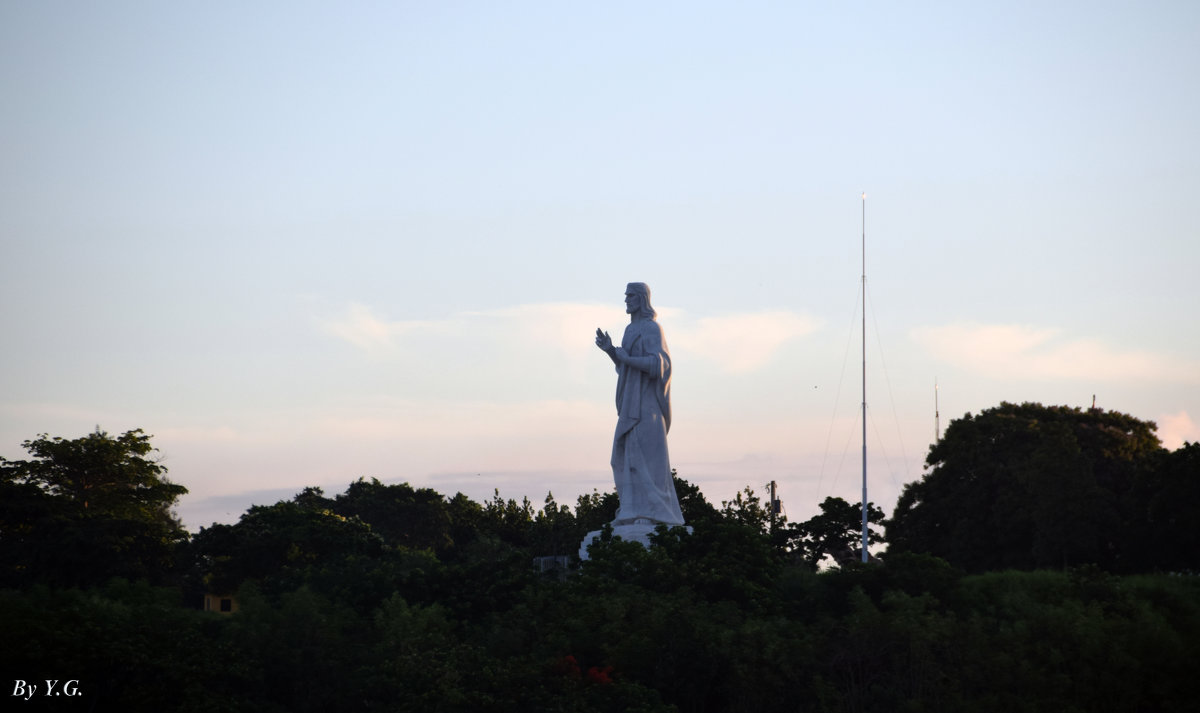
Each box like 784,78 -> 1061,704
625,292 -> 640,314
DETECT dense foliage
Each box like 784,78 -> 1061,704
2,419 -> 1198,711
0,429 -> 188,588
888,402 -> 1195,573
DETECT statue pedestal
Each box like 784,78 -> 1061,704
578,521 -> 692,560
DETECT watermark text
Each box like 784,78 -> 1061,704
12,680 -> 81,701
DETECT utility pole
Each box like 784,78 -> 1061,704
768,480 -> 780,531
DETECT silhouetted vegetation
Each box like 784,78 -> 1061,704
2,412 -> 1198,711
889,402 -> 1196,574
0,429 -> 188,589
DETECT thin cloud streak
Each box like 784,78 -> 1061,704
912,323 -> 1200,384
317,303 -> 460,355
671,311 -> 823,374
318,302 -> 822,376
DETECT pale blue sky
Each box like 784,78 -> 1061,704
3,2 -> 1198,530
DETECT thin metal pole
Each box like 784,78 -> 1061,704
861,192 -> 868,564
935,378 -> 941,443
769,480 -> 777,531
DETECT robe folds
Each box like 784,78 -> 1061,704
610,318 -> 685,526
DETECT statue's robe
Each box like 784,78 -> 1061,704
611,317 -> 685,526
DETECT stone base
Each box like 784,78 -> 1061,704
578,521 -> 692,560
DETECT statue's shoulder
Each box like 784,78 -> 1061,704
625,319 -> 667,353
626,319 -> 662,338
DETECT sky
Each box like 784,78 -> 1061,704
3,1 -> 1198,532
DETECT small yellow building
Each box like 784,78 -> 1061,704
203,593 -> 238,614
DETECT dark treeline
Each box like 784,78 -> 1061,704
2,403 -> 1198,712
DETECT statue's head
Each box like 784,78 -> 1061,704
624,282 -> 656,320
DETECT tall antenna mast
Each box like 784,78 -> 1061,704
935,378 -> 941,443
860,191 -> 868,564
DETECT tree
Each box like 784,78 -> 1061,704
481,489 -> 537,547
0,428 -> 188,586
187,489 -> 389,605
1139,442 -> 1200,572
721,486 -> 774,532
574,489 -> 619,534
530,491 -> 580,555
887,402 -> 1164,573
332,478 -> 454,553
672,471 -> 720,526
2,428 -> 185,518
787,497 -> 885,569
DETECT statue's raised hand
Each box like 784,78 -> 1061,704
595,328 -> 614,352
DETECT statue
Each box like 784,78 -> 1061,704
581,283 -> 686,558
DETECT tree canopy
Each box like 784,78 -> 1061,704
787,496 -> 886,569
0,428 -> 188,587
2,428 -> 186,517
886,402 -> 1190,573
4,420 -> 1200,710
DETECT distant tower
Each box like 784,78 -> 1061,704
768,480 -> 781,530
935,378 -> 941,443
860,192 -> 868,563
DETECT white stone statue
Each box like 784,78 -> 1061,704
581,283 -> 686,558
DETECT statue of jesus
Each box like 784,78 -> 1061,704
594,282 -> 686,527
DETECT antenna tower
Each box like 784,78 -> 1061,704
935,378 -> 941,443
860,192 -> 868,564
